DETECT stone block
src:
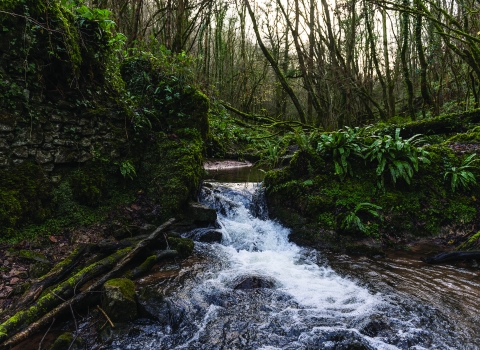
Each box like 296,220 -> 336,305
12,146 -> 28,158
78,151 -> 92,163
0,124 -> 13,132
54,148 -> 75,163
79,138 -> 91,147
36,150 -> 53,164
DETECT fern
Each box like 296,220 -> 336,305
444,154 -> 478,192
365,128 -> 430,187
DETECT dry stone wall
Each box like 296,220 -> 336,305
0,104 -> 128,172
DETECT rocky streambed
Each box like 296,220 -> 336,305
96,181 -> 479,349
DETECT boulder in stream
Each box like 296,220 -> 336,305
102,278 -> 138,322
186,228 -> 223,243
188,202 -> 217,226
230,274 -> 279,290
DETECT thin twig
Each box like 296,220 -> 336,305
38,317 -> 55,350
66,332 -> 79,350
70,304 -> 78,334
96,305 -> 114,328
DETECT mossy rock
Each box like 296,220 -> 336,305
29,261 -> 52,278
102,278 -> 138,323
168,237 -> 194,258
48,332 -> 83,350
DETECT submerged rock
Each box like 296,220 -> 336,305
230,274 -> 279,290
137,286 -> 186,331
102,278 -> 138,322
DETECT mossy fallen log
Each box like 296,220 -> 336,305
379,108 -> 480,138
0,218 -> 175,348
422,251 -> 480,264
456,232 -> 480,251
123,250 -> 178,279
0,244 -> 89,320
0,247 -> 131,344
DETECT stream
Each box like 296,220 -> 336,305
107,169 -> 480,349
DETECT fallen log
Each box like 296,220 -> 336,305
0,218 -> 175,349
124,250 -> 178,279
422,250 -> 480,264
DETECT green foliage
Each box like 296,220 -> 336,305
69,168 -> 105,206
206,100 -> 272,157
365,128 -> 430,187
341,202 -> 382,235
119,160 -> 137,180
0,163 -> 53,237
259,140 -> 280,169
444,154 -> 478,192
316,127 -> 365,178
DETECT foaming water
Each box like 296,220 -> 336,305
108,183 -> 470,349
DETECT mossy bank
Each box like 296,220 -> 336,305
264,112 -> 480,251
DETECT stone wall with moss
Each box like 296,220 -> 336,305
0,0 -> 129,170
0,1 -> 209,239
264,113 -> 480,249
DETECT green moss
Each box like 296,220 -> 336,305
447,126 -> 480,143
104,278 -> 136,301
48,331 -> 83,350
457,231 -> 480,251
18,250 -> 49,263
68,167 -> 106,206
168,237 -> 194,258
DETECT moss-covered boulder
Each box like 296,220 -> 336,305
48,332 -> 83,350
101,278 -> 138,323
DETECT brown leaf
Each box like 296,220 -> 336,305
131,204 -> 140,211
49,236 -> 57,243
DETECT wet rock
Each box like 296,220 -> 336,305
355,316 -> 391,337
35,149 -> 53,164
137,286 -> 186,330
102,278 -> 138,322
230,274 -> 278,290
167,237 -> 194,258
188,201 -> 217,226
345,244 -> 385,258
48,332 -> 83,350
186,228 -> 222,243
